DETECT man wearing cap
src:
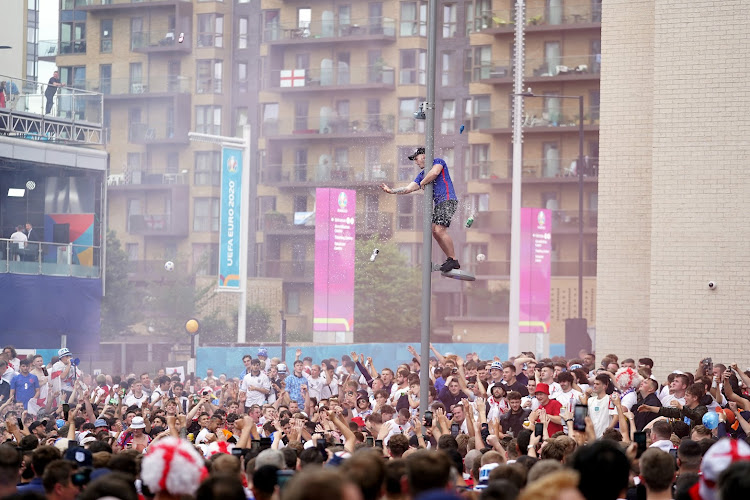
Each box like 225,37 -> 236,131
257,348 -> 271,371
50,349 -> 79,403
28,420 -> 48,442
94,418 -> 110,436
380,147 -> 461,273
528,382 -> 564,435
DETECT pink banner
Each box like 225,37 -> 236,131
313,188 -> 356,333
520,208 -> 551,334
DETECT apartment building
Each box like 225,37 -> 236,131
257,0 -> 601,345
45,0 -> 600,345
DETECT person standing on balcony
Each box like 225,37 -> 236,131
379,147 -> 460,273
44,71 -> 65,114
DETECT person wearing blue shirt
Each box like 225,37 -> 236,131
10,358 -> 39,409
380,147 -> 460,272
284,360 -> 308,408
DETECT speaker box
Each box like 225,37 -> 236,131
565,318 -> 590,358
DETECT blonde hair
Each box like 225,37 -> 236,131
519,470 -> 581,500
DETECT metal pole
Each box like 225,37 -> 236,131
577,97 -> 584,319
419,0 -> 439,418
280,310 -> 287,362
238,124 -> 252,343
508,0 -> 526,359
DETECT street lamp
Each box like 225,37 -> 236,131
513,90 -> 586,320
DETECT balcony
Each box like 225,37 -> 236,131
265,65 -> 395,93
108,170 -> 188,189
475,55 -> 600,84
465,259 -> 596,278
473,210 -> 598,234
91,76 -> 191,100
127,213 -> 188,237
262,212 -> 316,234
132,30 -> 192,54
467,157 -> 599,182
263,17 -> 396,45
472,107 -> 599,135
262,114 -> 395,142
469,0 -> 602,35
0,239 -> 101,279
79,0 -> 192,12
262,260 -> 314,283
128,122 -> 188,145
261,162 -> 394,187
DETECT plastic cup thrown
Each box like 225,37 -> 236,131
370,249 -> 380,262
178,33 -> 185,43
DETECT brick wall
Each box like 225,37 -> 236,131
597,0 -> 750,380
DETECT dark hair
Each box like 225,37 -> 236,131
340,450 -> 386,500
437,434 -> 458,450
387,434 -> 409,458
570,440 -> 630,500
557,372 -> 574,385
30,446 -> 61,478
196,474 -> 246,500
406,450 -> 452,497
252,465 -> 279,496
640,448 -> 676,493
718,461 -> 750,500
19,358 -> 31,367
79,472 -> 139,500
488,463 -> 527,490
384,459 -> 406,495
42,459 -> 74,493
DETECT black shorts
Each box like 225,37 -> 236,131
432,199 -> 458,227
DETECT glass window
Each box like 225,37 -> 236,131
473,46 -> 491,81
287,290 -> 300,314
397,197 -> 415,230
193,198 -> 220,232
237,61 -> 248,92
61,21 -> 86,54
235,107 -> 248,137
195,105 -> 222,135
443,4 -> 457,37
399,98 -> 424,133
400,2 -> 427,36
100,19 -> 112,53
194,151 -> 220,186
197,14 -> 223,47
238,16 -> 248,48
441,51 -> 454,87
440,100 -> 455,135
262,10 -> 280,41
130,17 -> 143,50
399,49 -> 426,85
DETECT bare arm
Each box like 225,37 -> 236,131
330,410 -> 356,453
380,182 -> 420,195
430,343 -> 445,366
419,163 -> 444,187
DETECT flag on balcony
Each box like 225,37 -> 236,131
280,69 -> 306,87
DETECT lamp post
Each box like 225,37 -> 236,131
515,91 -> 585,320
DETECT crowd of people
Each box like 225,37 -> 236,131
1,343 -> 750,500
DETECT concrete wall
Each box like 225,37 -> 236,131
597,0 -> 750,379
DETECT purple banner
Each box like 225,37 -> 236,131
520,208 -> 551,334
313,188 -> 356,333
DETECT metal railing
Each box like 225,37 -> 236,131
109,170 -> 187,186
128,122 -> 182,144
468,157 -> 599,180
266,65 -> 396,89
0,73 -> 104,145
262,114 -> 395,137
470,106 -> 599,131
263,17 -> 396,42
131,30 -> 189,51
78,0 -> 191,6
475,54 -> 600,81
261,162 -> 395,183
0,238 -> 101,278
469,0 -> 602,32
90,76 -> 191,96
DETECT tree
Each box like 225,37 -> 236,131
100,231 -> 143,339
354,238 -> 421,341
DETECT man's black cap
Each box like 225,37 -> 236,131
408,147 -> 425,160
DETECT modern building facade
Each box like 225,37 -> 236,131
596,0 -> 750,378
0,0 -> 39,84
46,0 -> 601,347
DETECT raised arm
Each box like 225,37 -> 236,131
430,343 -> 445,366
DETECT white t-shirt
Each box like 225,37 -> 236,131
195,427 -> 213,444
659,393 -> 685,408
150,388 -> 169,408
304,373 -> 326,401
240,371 -> 271,407
383,418 -> 412,445
554,389 -> 582,413
124,392 -> 149,408
587,394 -> 617,438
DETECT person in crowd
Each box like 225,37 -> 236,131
10,358 -> 40,409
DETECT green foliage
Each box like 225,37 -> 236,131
246,304 -> 272,341
100,231 -> 143,339
354,238 -> 421,341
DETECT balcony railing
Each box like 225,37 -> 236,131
108,170 -> 187,187
128,122 -> 186,144
475,55 -> 600,82
469,260 -> 596,276
262,260 -> 314,282
471,106 -> 599,132
473,210 -> 598,233
469,0 -> 602,33
79,0 -> 191,6
266,65 -> 395,90
261,162 -> 395,184
262,114 -> 395,138
131,30 -> 191,52
0,239 -> 101,278
468,157 -> 599,181
263,17 -> 396,42
90,76 -> 191,96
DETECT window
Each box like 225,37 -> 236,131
130,17 -> 142,50
192,243 -> 219,275
196,59 -> 223,93
472,46 -> 491,81
286,290 -> 300,315
126,243 -> 139,261
236,61 -> 248,93
467,193 -> 490,213
443,4 -> 457,37
441,51 -> 454,87
398,146 -> 416,180
470,144 -> 490,179
197,14 -> 223,47
193,198 -> 220,232
262,10 -> 280,41
262,102 -> 279,135
399,98 -> 425,133
99,64 -> 111,94
466,95 -> 491,130
100,19 -> 112,53
129,62 -> 143,93
440,100 -> 455,134
398,243 -> 422,266
467,0 -> 491,33
61,20 -> 85,55
235,107 -> 248,138
195,106 -> 221,135
400,2 -> 427,36
397,197 -> 416,230
194,151 -> 220,186
400,49 -> 426,85
297,7 -> 311,29
294,101 -> 308,132
237,16 -> 248,48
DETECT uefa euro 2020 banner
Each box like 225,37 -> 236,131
218,147 -> 243,289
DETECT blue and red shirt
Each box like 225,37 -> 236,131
413,158 -> 457,204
